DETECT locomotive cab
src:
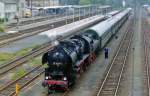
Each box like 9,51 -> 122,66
82,31 -> 100,52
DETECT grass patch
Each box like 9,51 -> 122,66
14,44 -> 41,56
0,53 -> 14,61
0,48 -> 32,63
28,58 -> 41,67
14,47 -> 32,56
43,64 -> 49,68
12,68 -> 26,80
0,44 -> 42,64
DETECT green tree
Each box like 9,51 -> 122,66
79,0 -> 122,7
80,0 -> 92,5
94,0 -> 106,4
80,0 -> 106,5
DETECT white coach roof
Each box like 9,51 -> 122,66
86,8 -> 131,37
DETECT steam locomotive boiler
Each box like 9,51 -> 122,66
42,31 -> 99,91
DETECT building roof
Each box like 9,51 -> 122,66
0,0 -> 17,4
32,5 -> 72,10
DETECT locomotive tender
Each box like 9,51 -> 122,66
42,8 -> 131,92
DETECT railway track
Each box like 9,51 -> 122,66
0,22 -> 91,96
0,40 -> 58,95
0,63 -> 71,96
0,65 -> 44,96
0,28 -> 74,76
0,12 -> 99,47
0,41 -> 53,76
0,11 -> 122,96
47,89 -> 70,96
6,11 -> 91,29
142,16 -> 150,96
6,14 -> 65,29
0,38 -> 69,96
0,11 -> 105,76
94,17 -> 133,96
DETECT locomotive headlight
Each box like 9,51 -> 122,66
63,77 -> 67,81
45,76 -> 49,80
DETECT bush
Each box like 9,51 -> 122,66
12,68 -> 26,80
80,0 -> 91,5
29,58 -> 41,67
0,24 -> 4,32
0,18 -> 4,23
5,18 -> 8,22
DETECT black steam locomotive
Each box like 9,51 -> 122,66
42,31 -> 99,90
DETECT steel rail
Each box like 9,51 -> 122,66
0,20 -> 97,96
0,11 -> 107,96
1,11 -> 97,41
0,12 -> 100,48
142,18 -> 150,96
6,11 -> 96,29
0,11 -> 107,77
0,65 -> 44,96
0,43 -> 52,76
6,14 -> 66,28
95,18 -> 133,96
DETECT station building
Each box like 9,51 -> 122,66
0,0 -> 26,20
